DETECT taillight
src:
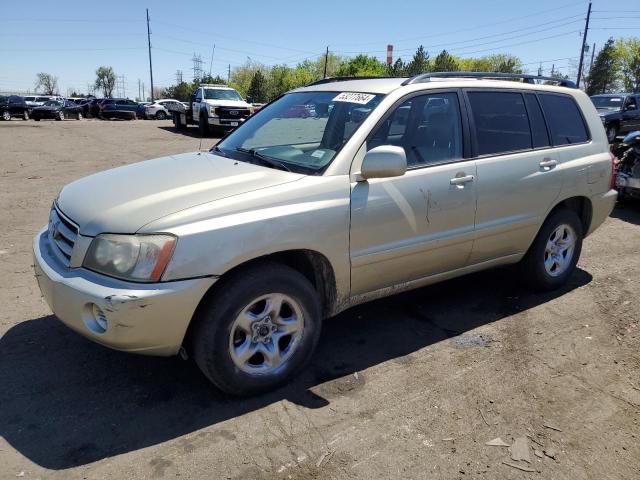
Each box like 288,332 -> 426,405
609,151 -> 618,189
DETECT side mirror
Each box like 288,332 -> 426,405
359,145 -> 407,180
246,96 -> 253,104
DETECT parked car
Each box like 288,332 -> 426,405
99,98 -> 145,119
33,72 -> 617,395
590,93 -> 640,143
614,130 -> 640,201
0,95 -> 29,120
83,98 -> 102,118
24,96 -> 52,109
31,100 -> 83,121
145,99 -> 182,120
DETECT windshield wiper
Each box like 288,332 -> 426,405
235,147 -> 291,172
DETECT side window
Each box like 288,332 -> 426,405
524,93 -> 550,149
467,91 -> 531,155
369,92 -> 463,167
195,89 -> 202,101
626,97 -> 638,110
537,94 -> 589,146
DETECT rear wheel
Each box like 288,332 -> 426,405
192,262 -> 322,395
2,110 -> 10,121
56,111 -> 64,121
156,110 -> 167,120
77,112 -> 83,120
520,209 -> 583,291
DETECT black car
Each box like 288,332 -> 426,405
99,98 -> 146,119
591,93 -> 640,143
31,100 -> 83,121
0,95 -> 29,121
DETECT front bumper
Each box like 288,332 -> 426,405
32,228 -> 215,356
207,116 -> 247,128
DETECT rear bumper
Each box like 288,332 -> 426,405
32,228 -> 215,356
587,189 -> 618,236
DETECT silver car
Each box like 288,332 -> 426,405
33,73 -> 617,394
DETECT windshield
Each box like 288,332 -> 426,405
203,88 -> 243,101
216,91 -> 383,173
591,96 -> 624,111
44,101 -> 62,107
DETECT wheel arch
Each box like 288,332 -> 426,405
182,249 -> 338,352
547,195 -> 593,237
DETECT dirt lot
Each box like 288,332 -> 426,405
1,119 -> 639,480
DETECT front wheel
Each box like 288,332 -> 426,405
520,209 -> 583,291
23,110 -> 29,120
77,112 -> 83,120
198,114 -> 210,136
192,262 -> 322,395
56,111 -> 64,121
1,110 -> 10,121
156,110 -> 167,120
606,124 -> 618,143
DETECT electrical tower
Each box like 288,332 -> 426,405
176,70 -> 183,84
192,54 -> 203,81
117,75 -> 126,98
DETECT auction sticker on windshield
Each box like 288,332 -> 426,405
333,92 -> 376,104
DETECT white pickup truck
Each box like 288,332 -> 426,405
171,84 -> 253,135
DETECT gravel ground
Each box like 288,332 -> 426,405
0,119 -> 639,480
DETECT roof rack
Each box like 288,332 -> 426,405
306,76 -> 398,86
402,72 -> 576,88
200,83 -> 229,87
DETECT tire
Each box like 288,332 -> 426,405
606,124 -> 618,143
192,262 -> 322,395
1,110 -> 10,121
173,113 -> 186,130
23,110 -> 29,120
520,208 -> 583,291
156,110 -> 167,120
56,111 -> 64,121
77,112 -> 83,120
34,117 -> 40,121
198,114 -> 210,136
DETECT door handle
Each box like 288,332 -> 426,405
450,174 -> 475,187
539,158 -> 557,171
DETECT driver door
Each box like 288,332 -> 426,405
192,89 -> 202,119
350,91 -> 477,296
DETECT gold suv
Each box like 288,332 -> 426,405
33,73 -> 617,394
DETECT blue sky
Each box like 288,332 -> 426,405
0,0 -> 638,96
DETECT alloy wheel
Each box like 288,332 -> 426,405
544,223 -> 576,277
228,293 -> 304,375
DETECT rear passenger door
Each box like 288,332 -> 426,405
350,90 -> 477,295
466,90 -> 566,264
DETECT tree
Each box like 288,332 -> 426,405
586,38 -> 619,95
35,72 -> 58,95
247,70 -> 268,102
389,58 -> 406,77
616,38 -> 640,93
335,54 -> 388,77
406,45 -> 430,76
432,50 -> 459,72
94,66 -> 116,98
163,82 -> 192,101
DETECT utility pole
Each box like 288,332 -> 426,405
138,79 -> 141,101
146,8 -> 155,102
323,46 -> 329,78
142,82 -> 145,102
209,44 -> 215,77
227,64 -> 231,83
576,1 -> 592,88
587,42 -> 596,85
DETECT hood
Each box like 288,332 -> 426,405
202,99 -> 251,108
57,152 -> 303,236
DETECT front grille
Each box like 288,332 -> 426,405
48,204 -> 78,267
214,107 -> 251,119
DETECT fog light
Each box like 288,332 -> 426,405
83,303 -> 108,334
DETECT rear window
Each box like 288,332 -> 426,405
537,94 -> 589,146
467,91 -> 531,155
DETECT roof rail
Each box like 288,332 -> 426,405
199,83 -> 228,87
306,76 -> 398,86
402,72 -> 576,88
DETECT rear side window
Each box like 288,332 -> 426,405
537,94 -> 589,146
467,91 -> 531,155
524,94 -> 550,148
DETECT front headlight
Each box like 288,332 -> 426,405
83,234 -> 176,282
208,105 -> 218,117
